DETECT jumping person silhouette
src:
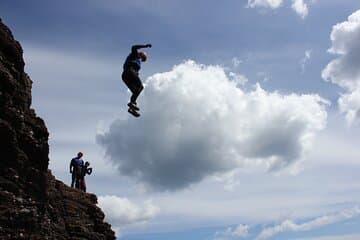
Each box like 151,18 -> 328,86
122,44 -> 152,117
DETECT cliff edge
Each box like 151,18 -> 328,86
0,19 -> 115,240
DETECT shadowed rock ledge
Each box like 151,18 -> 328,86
0,18 -> 115,240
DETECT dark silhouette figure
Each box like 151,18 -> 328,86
122,44 -> 152,117
80,161 -> 93,192
70,152 -> 84,189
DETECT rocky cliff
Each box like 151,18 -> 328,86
0,19 -> 115,239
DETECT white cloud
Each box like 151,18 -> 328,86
338,88 -> 360,124
291,0 -> 308,19
97,60 -> 328,191
232,57 -> 242,68
301,49 -> 312,73
256,206 -> 360,240
213,170 -> 241,192
98,195 -> 159,228
293,234 -> 360,240
229,72 -> 248,86
215,224 -> 250,239
248,0 -> 312,19
247,0 -> 283,9
322,9 -> 360,125
232,224 -> 250,237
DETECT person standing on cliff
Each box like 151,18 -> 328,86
80,161 -> 93,192
122,44 -> 152,117
69,152 -> 84,188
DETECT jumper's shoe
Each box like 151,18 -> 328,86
128,107 -> 140,118
127,102 -> 140,111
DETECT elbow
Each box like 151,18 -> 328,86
131,45 -> 138,51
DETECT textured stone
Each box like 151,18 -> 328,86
0,19 -> 115,239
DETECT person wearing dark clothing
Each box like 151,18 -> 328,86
70,152 -> 84,189
122,44 -> 152,117
80,161 -> 93,192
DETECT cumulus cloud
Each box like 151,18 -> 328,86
338,88 -> 360,124
247,0 -> 283,9
247,0 -> 311,19
98,195 -> 159,227
322,10 -> 360,124
256,206 -> 360,240
291,0 -> 308,19
97,60 -> 328,191
229,72 -> 248,86
215,224 -> 250,239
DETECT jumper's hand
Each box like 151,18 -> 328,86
146,44 -> 152,48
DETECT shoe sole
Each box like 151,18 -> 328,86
128,108 -> 140,117
127,103 -> 140,111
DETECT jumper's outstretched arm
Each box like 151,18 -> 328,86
131,44 -> 152,54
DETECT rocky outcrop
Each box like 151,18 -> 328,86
0,18 -> 115,239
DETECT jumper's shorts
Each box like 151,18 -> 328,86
122,68 -> 143,94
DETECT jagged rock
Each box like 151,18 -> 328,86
0,19 -> 115,239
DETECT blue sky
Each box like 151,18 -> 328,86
2,1 -> 360,239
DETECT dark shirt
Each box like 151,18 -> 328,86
123,45 -> 148,72
70,157 -> 84,174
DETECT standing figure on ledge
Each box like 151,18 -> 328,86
69,152 -> 84,189
80,161 -> 93,193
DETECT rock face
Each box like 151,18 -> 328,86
0,19 -> 115,239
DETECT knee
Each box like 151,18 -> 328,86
135,85 -> 144,95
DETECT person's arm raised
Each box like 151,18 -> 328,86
131,44 -> 152,54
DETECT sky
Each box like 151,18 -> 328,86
1,0 -> 360,239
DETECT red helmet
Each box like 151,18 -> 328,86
138,51 -> 147,62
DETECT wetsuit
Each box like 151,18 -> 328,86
122,45 -> 149,104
